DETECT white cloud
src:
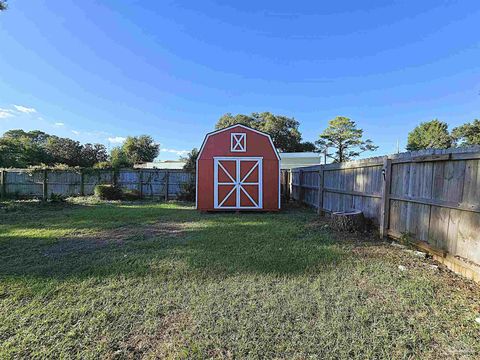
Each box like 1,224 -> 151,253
54,122 -> 65,126
13,105 -> 37,114
71,130 -> 80,135
161,148 -> 190,156
0,108 -> 14,119
108,136 -> 126,144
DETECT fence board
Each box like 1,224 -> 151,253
462,159 -> 480,205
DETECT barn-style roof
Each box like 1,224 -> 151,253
197,124 -> 280,160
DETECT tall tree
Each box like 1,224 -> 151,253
0,1 -> 7,11
298,141 -> 316,152
451,119 -> 480,147
216,113 -> 258,129
406,119 -> 452,151
181,148 -> 199,172
3,129 -> 50,144
0,129 -> 109,168
110,147 -> 132,168
44,136 -> 83,166
0,130 -> 51,166
0,137 -> 25,168
316,116 -> 378,163
215,112 -> 313,152
80,143 -> 108,167
122,135 -> 159,164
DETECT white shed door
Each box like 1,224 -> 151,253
214,157 -> 263,209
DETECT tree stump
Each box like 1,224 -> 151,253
330,210 -> 365,232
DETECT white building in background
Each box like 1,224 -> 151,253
135,153 -> 323,170
134,160 -> 186,169
279,152 -> 323,170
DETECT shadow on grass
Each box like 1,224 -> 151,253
0,201 -> 344,280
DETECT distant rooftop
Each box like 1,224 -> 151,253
279,152 -> 323,169
134,153 -> 324,170
134,160 -> 186,169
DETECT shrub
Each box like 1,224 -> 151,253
94,185 -> 123,200
0,202 -> 21,213
177,181 -> 195,202
49,193 -> 66,203
122,189 -> 142,201
93,161 -> 112,169
27,163 -> 80,171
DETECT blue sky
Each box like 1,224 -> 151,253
0,0 -> 479,160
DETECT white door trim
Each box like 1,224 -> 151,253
214,157 -> 263,209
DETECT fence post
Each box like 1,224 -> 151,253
138,170 -> 143,198
284,171 -> 290,202
317,167 -> 324,215
299,169 -> 304,204
379,158 -> 392,238
112,169 -> 118,187
80,169 -> 85,196
0,170 -> 6,199
288,170 -> 292,202
164,170 -> 169,201
42,169 -> 48,201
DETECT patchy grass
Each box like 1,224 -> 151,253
0,199 -> 479,359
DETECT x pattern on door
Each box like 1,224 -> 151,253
214,157 -> 263,209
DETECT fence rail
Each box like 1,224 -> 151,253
285,146 -> 480,282
0,168 -> 194,200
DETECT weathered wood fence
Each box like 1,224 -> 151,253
285,147 -> 480,281
0,168 -> 194,200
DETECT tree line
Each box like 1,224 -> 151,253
215,112 -> 377,163
1,114 -> 478,169
406,119 -> 480,150
183,112 -> 378,168
0,130 -> 159,168
184,113 -> 480,170
216,113 -> 480,160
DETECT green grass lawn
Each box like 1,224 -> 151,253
1,199 -> 479,359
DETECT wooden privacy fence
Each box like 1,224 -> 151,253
0,168 -> 194,200
286,147 -> 480,281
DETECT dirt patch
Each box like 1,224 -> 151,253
43,222 -> 186,258
308,216 -> 380,244
142,222 -> 186,239
309,216 -> 480,296
110,222 -> 187,241
113,311 -> 193,359
42,237 -> 117,258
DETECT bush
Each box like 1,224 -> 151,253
122,189 -> 142,201
93,185 -> 142,201
94,185 -> 123,200
93,161 -> 112,169
27,163 -> 80,171
49,193 -> 66,203
0,202 -> 21,213
177,181 -> 196,202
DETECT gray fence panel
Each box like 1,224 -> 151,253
0,168 -> 194,200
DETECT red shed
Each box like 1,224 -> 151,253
196,124 -> 281,211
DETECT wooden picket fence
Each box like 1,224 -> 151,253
0,168 -> 194,200
284,146 -> 480,282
